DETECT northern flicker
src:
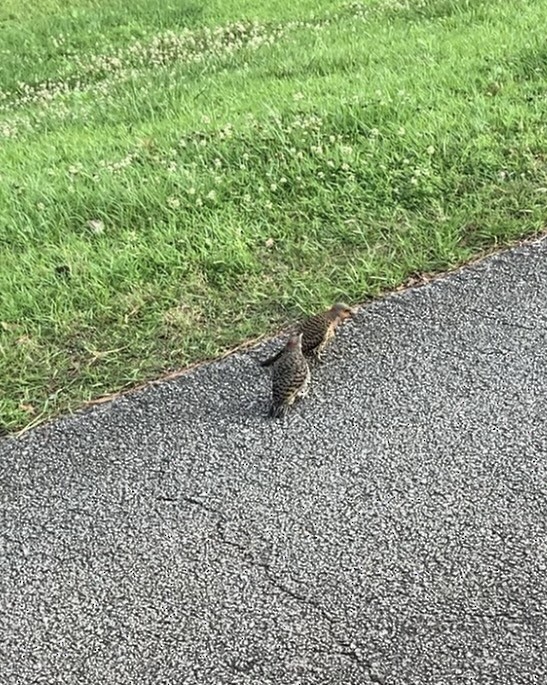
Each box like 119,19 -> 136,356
269,332 -> 311,419
261,302 -> 354,368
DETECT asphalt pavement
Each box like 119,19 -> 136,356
2,240 -> 547,684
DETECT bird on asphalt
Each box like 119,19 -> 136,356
269,331 -> 311,419
261,302 -> 354,368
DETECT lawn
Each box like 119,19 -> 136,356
1,0 -> 546,433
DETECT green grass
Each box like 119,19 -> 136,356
1,0 -> 547,433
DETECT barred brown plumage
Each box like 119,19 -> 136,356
268,332 -> 310,419
261,302 -> 354,368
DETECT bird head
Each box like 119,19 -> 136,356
286,331 -> 303,350
330,302 -> 354,321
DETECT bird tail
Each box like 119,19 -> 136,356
268,402 -> 288,419
260,349 -> 283,367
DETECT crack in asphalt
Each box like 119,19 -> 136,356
159,493 -> 386,684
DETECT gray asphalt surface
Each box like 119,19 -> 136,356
2,240 -> 547,684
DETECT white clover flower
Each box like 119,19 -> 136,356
87,219 -> 105,234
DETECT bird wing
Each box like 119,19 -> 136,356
300,314 -> 328,353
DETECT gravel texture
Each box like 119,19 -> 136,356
2,240 -> 547,684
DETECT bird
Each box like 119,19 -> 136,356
261,302 -> 354,368
269,332 -> 311,419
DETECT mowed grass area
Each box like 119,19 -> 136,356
1,0 -> 547,433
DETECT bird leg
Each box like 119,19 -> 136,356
312,345 -> 325,364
